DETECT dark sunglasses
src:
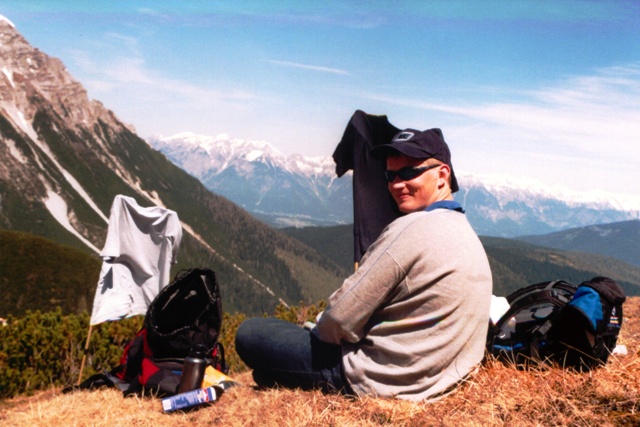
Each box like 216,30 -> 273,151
384,164 -> 441,183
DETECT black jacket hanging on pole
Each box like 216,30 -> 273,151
332,110 -> 402,264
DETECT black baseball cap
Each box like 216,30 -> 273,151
373,128 -> 459,193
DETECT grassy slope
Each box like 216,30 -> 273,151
2,296 -> 638,426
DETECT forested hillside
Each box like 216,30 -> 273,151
516,219 -> 640,267
0,230 -> 100,317
282,224 -> 640,297
0,228 -> 349,318
481,236 -> 640,296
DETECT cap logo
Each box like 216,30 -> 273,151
393,132 -> 414,142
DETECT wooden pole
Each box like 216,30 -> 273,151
77,324 -> 93,386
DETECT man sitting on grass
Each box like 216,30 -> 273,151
236,128 -> 492,401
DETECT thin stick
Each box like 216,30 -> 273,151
77,324 -> 93,385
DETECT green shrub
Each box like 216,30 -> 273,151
0,309 -> 141,398
0,302 -> 325,399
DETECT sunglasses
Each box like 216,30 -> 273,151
384,164 -> 441,183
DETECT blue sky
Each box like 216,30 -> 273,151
2,1 -> 639,206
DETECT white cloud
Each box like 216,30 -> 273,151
137,8 -> 170,19
366,63 -> 640,160
363,63 -> 640,195
69,39 -> 256,105
103,57 -> 155,85
105,32 -> 140,52
269,60 -> 350,76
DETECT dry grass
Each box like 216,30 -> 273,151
2,297 -> 639,427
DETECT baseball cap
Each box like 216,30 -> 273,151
373,128 -> 459,192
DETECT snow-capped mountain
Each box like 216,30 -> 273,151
457,175 -> 639,237
147,133 -> 352,227
147,133 -> 639,236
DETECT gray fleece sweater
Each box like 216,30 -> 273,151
314,208 -> 492,401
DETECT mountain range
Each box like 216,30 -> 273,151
1,16 -> 638,322
0,17 -> 347,316
147,133 -> 352,228
147,133 -> 639,237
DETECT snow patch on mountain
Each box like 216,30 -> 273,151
43,190 -> 100,253
30,131 -> 110,223
591,226 -> 613,238
1,66 -> 14,87
245,150 -> 263,162
6,139 -> 28,164
1,98 -> 111,226
0,14 -> 15,28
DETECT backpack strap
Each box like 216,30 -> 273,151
506,280 -> 575,306
581,276 -> 626,306
567,277 -> 625,333
529,318 -> 554,361
556,276 -> 626,370
62,371 -> 129,394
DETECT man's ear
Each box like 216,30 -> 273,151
438,163 -> 451,188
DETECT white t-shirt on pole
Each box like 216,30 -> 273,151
90,195 -> 183,325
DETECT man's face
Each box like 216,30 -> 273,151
386,154 -> 443,213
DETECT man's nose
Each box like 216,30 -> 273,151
389,178 -> 406,187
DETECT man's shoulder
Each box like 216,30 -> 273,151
400,209 -> 478,241
385,210 -> 466,240
398,207 -> 466,224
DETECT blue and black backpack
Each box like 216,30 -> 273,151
487,276 -> 626,370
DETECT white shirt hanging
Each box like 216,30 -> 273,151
90,195 -> 182,325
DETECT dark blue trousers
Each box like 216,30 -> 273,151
235,317 -> 353,394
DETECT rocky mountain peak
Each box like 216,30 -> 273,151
0,19 -> 119,136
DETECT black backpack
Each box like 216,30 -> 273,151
487,280 -> 577,367
145,267 -> 223,362
68,268 -> 227,396
487,277 -> 625,370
